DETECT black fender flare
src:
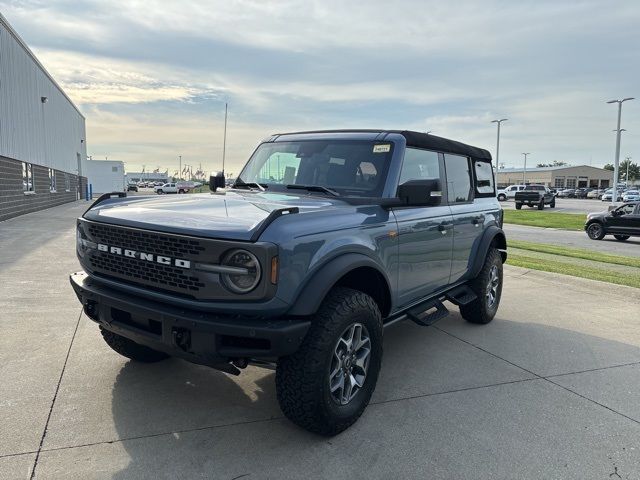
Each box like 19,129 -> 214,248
287,253 -> 392,317
468,225 -> 507,279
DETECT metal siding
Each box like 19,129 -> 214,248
0,19 -> 86,175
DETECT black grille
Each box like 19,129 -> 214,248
85,223 -> 207,296
87,223 -> 206,257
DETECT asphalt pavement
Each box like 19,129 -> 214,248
504,223 -> 640,257
500,197 -> 616,215
2,201 -> 640,480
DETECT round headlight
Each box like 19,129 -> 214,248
220,249 -> 261,294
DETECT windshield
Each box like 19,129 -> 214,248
235,140 -> 394,197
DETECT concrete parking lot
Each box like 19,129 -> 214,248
2,201 -> 640,480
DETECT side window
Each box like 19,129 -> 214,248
473,160 -> 494,195
444,154 -> 472,203
399,148 -> 440,185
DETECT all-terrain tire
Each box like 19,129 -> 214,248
100,327 -> 170,362
614,234 -> 630,241
537,198 -> 545,210
460,248 -> 503,324
550,198 -> 556,208
515,203 -> 522,210
498,194 -> 506,201
586,222 -> 606,240
276,287 -> 383,436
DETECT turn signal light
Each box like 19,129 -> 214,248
271,256 -> 278,284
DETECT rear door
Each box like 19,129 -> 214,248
445,154 -> 484,283
394,148 -> 453,307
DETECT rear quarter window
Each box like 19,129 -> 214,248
473,160 -> 495,197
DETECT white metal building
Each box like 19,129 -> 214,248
84,160 -> 125,194
0,13 -> 87,221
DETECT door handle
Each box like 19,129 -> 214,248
438,223 -> 452,234
472,216 -> 485,226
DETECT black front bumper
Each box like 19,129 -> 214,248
70,272 -> 310,369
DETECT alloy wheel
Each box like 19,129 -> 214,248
329,323 -> 371,406
486,264 -> 500,308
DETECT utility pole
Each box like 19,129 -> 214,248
222,103 -> 228,175
491,119 -> 508,175
607,97 -> 634,204
179,155 -> 182,181
522,153 -> 530,184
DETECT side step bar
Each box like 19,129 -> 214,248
445,285 -> 478,306
407,300 -> 449,327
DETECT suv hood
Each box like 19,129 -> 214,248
83,191 -> 342,241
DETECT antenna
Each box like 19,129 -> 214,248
222,103 -> 228,175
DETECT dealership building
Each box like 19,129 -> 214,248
0,14 -> 87,222
496,165 -> 613,190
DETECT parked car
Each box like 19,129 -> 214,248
514,185 -> 556,210
71,129 -> 506,435
622,190 -> 640,202
497,184 -> 526,201
587,189 -> 604,199
126,184 -> 138,192
585,202 -> 640,241
575,188 -> 594,199
556,188 -> 576,198
601,188 -> 623,202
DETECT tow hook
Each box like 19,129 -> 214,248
172,327 -> 191,352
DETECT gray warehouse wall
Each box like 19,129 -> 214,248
0,14 -> 87,221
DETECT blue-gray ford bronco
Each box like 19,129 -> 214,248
71,130 -> 507,435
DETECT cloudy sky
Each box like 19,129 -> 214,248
2,0 -> 638,176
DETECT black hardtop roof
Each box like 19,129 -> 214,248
273,129 -> 492,161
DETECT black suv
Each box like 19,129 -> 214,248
585,202 -> 640,241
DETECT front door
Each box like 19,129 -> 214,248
394,148 -> 453,307
608,204 -> 640,234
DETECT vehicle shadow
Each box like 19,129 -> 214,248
105,315 -> 640,479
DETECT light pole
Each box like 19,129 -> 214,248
178,155 -> 182,181
625,156 -> 631,186
491,119 -> 508,174
522,153 -> 530,184
607,97 -> 634,204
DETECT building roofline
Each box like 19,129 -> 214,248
497,165 -> 612,173
0,12 -> 85,119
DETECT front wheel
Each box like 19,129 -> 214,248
614,234 -> 630,241
550,198 -> 556,208
276,287 -> 383,436
460,248 -> 503,324
498,194 -> 507,201
586,222 -> 605,240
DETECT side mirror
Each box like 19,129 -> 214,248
209,172 -> 226,192
397,179 -> 442,206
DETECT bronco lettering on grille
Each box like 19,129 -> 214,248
94,243 -> 191,269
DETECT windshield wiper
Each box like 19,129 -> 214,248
233,180 -> 267,191
285,184 -> 339,197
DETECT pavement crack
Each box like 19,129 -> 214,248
29,309 -> 83,480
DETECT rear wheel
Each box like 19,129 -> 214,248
460,248 -> 503,324
276,287 -> 383,436
614,234 -> 630,241
515,203 -> 522,210
586,222 -> 605,240
537,198 -> 545,210
100,327 -> 170,362
550,198 -> 556,208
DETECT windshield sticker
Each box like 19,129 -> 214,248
373,144 -> 391,153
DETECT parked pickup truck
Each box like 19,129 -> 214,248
154,182 -> 193,194
514,184 -> 556,210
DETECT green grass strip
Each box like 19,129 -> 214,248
503,210 -> 586,230
509,240 -> 640,268
508,253 -> 640,289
